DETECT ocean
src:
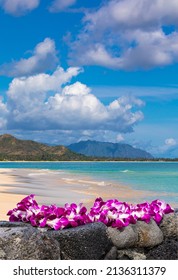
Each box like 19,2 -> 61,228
0,161 -> 177,205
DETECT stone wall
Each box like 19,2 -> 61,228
0,212 -> 177,260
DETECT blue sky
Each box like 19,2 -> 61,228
0,0 -> 178,157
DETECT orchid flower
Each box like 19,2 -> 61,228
7,195 -> 174,230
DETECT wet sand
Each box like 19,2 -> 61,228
0,168 -> 175,220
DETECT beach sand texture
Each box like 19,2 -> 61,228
0,168 -> 173,221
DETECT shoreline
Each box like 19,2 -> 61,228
0,168 -> 177,221
0,160 -> 178,162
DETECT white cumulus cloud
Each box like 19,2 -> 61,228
0,0 -> 40,16
7,66 -> 81,96
62,82 -> 91,96
70,0 -> 178,69
0,66 -> 144,133
0,38 -> 58,77
85,0 -> 178,30
6,66 -> 82,130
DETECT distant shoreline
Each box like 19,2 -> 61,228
0,160 -> 178,163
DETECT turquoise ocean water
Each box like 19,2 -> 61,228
0,161 -> 177,205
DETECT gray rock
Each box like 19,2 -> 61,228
0,222 -> 61,260
104,246 -> 118,260
0,221 -> 31,228
133,220 -> 164,247
107,225 -> 138,249
48,222 -> 112,260
0,217 -> 176,260
159,213 -> 178,239
146,238 -> 178,260
117,249 -> 146,260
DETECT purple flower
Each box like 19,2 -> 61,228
46,217 -> 69,230
7,195 -> 174,230
7,194 -> 40,223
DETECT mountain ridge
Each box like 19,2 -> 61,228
0,134 -> 86,161
68,140 -> 153,159
0,134 -> 154,161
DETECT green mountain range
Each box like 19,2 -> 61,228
0,134 -> 86,161
0,134 -> 153,161
68,140 -> 153,159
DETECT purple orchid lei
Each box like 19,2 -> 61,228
7,195 -> 174,230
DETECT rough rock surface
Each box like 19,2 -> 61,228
146,238 -> 178,260
107,220 -> 163,249
0,215 -> 177,260
0,222 -> 61,260
159,213 -> 178,239
104,246 -> 118,260
117,248 -> 146,260
48,222 -> 112,260
133,220 -> 164,247
107,225 -> 138,248
146,212 -> 178,260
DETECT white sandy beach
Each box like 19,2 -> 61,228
0,168 -> 175,221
